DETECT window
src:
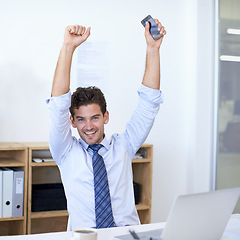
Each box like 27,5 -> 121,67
216,0 -> 240,213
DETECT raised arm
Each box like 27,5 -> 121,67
51,25 -> 91,97
142,19 -> 166,90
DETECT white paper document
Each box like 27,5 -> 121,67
72,41 -> 110,93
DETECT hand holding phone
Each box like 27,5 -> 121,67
141,15 -> 162,40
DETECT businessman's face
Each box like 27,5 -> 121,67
70,103 -> 109,145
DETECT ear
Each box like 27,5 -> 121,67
104,111 -> 109,124
70,115 -> 77,128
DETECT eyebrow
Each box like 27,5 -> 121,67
75,114 -> 101,119
75,116 -> 84,119
92,114 -> 101,118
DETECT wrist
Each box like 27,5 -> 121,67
146,46 -> 160,55
62,42 -> 77,54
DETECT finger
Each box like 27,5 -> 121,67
160,26 -> 166,35
157,22 -> 163,31
74,25 -> 81,35
145,21 -> 150,32
80,26 -> 86,36
82,27 -> 91,40
76,26 -> 85,36
75,25 -> 81,35
155,18 -> 163,33
154,18 -> 160,25
67,25 -> 74,33
72,25 -> 77,34
68,25 -> 78,34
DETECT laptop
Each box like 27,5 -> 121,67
114,187 -> 240,240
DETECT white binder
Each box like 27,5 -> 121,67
0,169 -> 3,218
12,169 -> 24,217
2,168 -> 13,218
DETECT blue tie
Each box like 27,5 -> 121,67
88,144 -> 116,228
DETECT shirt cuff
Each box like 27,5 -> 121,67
138,84 -> 163,104
46,90 -> 71,111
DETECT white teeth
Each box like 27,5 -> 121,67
85,131 -> 96,135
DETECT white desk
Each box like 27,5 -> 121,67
1,214 -> 239,240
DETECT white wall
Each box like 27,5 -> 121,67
0,0 -> 215,223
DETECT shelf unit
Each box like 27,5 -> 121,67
26,142 -> 68,234
0,143 -> 28,236
133,144 -> 153,224
0,142 -> 152,235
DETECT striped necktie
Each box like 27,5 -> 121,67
88,144 -> 116,228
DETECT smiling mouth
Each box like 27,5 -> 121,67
85,131 -> 97,136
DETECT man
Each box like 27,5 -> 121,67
47,19 -> 166,230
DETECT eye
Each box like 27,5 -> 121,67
92,115 -> 100,121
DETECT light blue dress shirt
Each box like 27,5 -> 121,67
47,84 -> 163,231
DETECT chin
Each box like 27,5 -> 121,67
84,138 -> 98,145
80,133 -> 102,145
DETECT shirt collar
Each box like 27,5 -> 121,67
79,137 -> 89,150
99,136 -> 110,150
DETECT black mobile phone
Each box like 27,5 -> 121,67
141,15 -> 162,40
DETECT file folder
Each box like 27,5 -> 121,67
0,169 -> 3,218
2,168 -> 13,217
12,169 -> 24,217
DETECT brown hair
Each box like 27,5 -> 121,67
69,86 -> 107,118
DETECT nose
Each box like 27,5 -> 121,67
85,120 -> 94,130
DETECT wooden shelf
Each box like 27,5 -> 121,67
136,203 -> 150,211
0,143 -> 28,236
0,217 -> 25,222
0,158 -> 25,167
27,143 -> 66,234
31,210 -> 69,219
31,161 -> 56,167
132,158 -> 151,163
0,142 -> 26,150
22,142 -> 49,149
